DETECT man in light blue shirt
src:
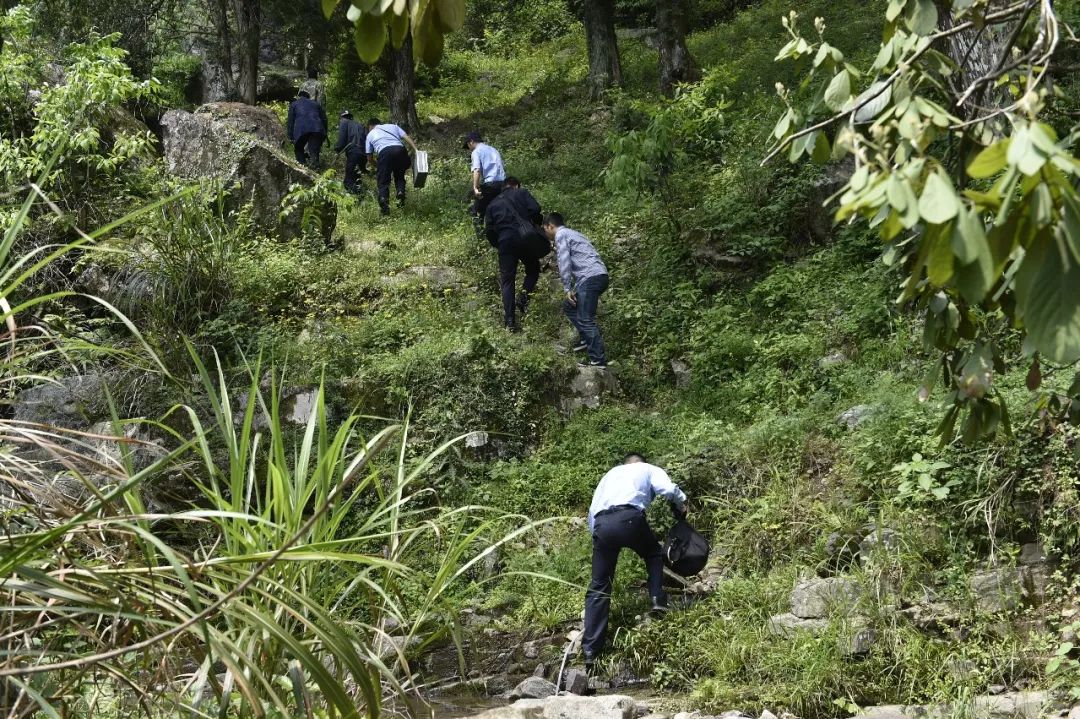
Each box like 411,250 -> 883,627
365,118 -> 419,215
582,453 -> 688,672
542,212 -> 610,367
464,131 -> 506,232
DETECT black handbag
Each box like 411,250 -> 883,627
515,213 -> 551,257
664,520 -> 710,577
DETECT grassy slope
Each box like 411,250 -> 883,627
240,1 -> 1074,715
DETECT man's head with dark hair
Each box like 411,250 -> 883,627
298,90 -> 311,99
541,212 -> 565,241
463,130 -> 483,149
340,110 -> 353,119
623,453 -> 646,464
366,117 -> 382,129
505,176 -> 521,188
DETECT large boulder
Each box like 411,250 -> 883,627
789,577 -> 864,618
194,102 -> 287,147
159,108 -> 335,242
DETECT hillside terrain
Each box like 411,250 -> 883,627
2,0 -> 1080,717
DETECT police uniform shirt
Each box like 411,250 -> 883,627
471,142 -> 506,184
365,124 -> 406,155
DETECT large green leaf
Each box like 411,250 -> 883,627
434,0 -> 465,31
967,140 -> 1009,179
824,70 -> 851,112
323,0 -> 340,19
1014,233 -> 1080,364
354,13 -> 387,64
905,0 -> 938,35
926,221 -> 954,285
918,170 -> 960,224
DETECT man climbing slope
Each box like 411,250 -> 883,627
583,454 -> 688,673
365,118 -> 420,215
464,131 -> 506,230
287,89 -> 328,169
484,177 -> 545,332
334,110 -> 367,196
542,213 -> 609,367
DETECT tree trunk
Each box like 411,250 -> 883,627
388,33 -> 420,134
578,0 -> 622,99
231,0 -> 260,105
206,0 -> 235,100
656,0 -> 699,96
933,0 -> 1013,120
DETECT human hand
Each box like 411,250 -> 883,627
473,188 -> 482,198
566,290 -> 577,306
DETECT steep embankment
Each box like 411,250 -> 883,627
228,1 -> 1075,716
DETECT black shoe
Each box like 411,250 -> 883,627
577,359 -> 607,368
396,192 -> 406,207
583,652 -> 596,675
650,599 -> 671,616
516,291 -> 529,316
506,323 -> 522,334
379,203 -> 390,216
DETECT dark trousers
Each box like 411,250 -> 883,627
343,150 -> 365,194
376,145 -> 411,212
582,507 -> 666,658
498,233 -> 540,327
564,273 -> 609,364
471,181 -> 506,235
294,133 -> 324,168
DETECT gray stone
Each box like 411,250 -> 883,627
87,421 -> 167,475
859,527 -> 900,557
466,431 -> 490,448
559,366 -> 619,414
1067,704 -> 1080,719
720,713 -> 753,719
837,404 -> 876,429
818,351 -> 848,368
671,360 -> 691,388
381,265 -> 463,292
852,708 -> 926,719
159,108 -> 335,242
971,691 -> 1050,719
970,568 -> 1026,613
766,613 -> 829,638
471,699 -> 545,719
508,676 -> 557,700
541,694 -> 636,719
641,714 -> 669,719
790,577 -> 863,618
533,663 -> 547,678
1017,543 -> 1046,566
758,712 -> 778,719
13,373 -> 117,428
562,668 -> 588,695
194,102 -> 286,146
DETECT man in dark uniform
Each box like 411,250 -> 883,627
334,110 -> 367,195
484,177 -> 546,332
286,89 -> 328,169
365,118 -> 420,215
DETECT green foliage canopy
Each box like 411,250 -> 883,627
769,0 -> 1080,442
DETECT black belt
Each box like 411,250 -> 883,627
595,504 -> 641,518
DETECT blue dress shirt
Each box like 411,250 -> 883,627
365,124 -> 406,154
471,142 -> 506,184
588,462 -> 687,532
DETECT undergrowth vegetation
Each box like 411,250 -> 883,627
3,0 -> 1080,716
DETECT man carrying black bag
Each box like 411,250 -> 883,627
484,177 -> 548,332
582,454 -> 688,674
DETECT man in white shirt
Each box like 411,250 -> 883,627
464,131 -> 506,232
365,118 -> 420,215
582,454 -> 688,672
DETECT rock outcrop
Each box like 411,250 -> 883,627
194,102 -> 287,146
160,107 -> 335,242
